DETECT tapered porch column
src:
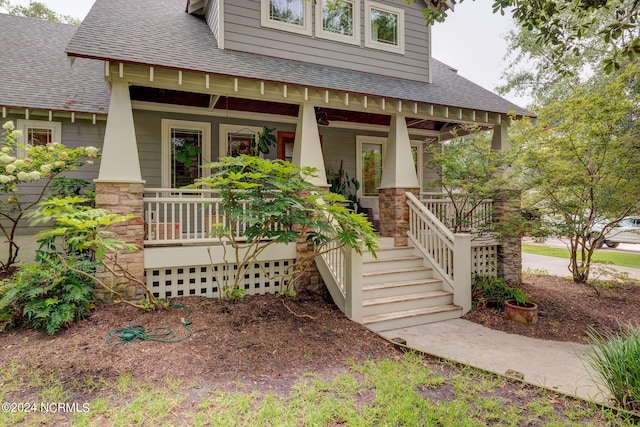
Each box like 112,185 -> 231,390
492,122 -> 521,285
94,80 -> 145,301
291,103 -> 328,293
292,103 -> 328,187
379,114 -> 420,246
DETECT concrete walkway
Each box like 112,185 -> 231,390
378,251 -> 640,405
379,319 -> 610,403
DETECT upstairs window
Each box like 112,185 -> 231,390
364,0 -> 404,54
261,0 -> 312,36
315,0 -> 361,45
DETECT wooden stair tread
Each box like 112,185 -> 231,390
362,266 -> 431,277
363,291 -> 451,307
363,305 -> 461,324
363,278 -> 442,291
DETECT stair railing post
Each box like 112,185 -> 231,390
453,233 -> 472,314
345,246 -> 363,323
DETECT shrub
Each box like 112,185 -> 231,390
0,258 -> 97,334
471,275 -> 528,309
585,324 -> 640,411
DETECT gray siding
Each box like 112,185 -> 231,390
0,115 -> 105,237
222,0 -> 430,82
204,0 -> 221,47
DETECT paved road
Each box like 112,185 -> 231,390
522,253 -> 640,280
534,237 -> 640,254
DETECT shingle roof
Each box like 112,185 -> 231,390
0,14 -> 109,115
66,0 -> 530,117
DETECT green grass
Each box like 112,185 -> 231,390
0,353 -> 633,426
522,243 -> 640,269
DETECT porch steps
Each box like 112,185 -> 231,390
360,243 -> 462,332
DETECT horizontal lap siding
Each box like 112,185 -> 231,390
223,0 -> 430,83
204,0 -> 221,46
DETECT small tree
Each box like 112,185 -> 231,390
511,64 -> 640,283
0,121 -> 99,271
31,196 -> 162,309
193,155 -> 377,298
424,124 -> 523,234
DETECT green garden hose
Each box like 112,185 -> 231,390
105,302 -> 192,345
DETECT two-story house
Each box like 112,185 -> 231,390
2,0 -> 532,331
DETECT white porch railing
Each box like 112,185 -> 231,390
315,231 -> 363,323
408,192 -> 473,313
142,188 -> 278,245
420,192 -> 494,232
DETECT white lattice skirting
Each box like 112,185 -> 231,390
471,245 -> 498,276
145,259 -> 295,299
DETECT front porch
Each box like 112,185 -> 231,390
94,63 -> 518,327
133,186 -> 501,330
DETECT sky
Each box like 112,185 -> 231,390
9,0 -> 529,108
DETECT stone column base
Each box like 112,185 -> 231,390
493,193 -> 522,285
379,187 -> 419,247
94,181 -> 145,301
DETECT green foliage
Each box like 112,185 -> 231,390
0,121 -> 99,271
510,64 -> 640,283
31,196 -> 137,261
173,139 -> 201,168
585,324 -> 640,411
194,155 -> 377,296
0,258 -> 97,334
256,126 -> 277,155
327,160 -> 359,208
50,177 -> 95,200
29,196 -> 162,309
424,0 -> 639,77
424,124 -> 526,235
0,0 -> 81,25
471,275 -> 528,309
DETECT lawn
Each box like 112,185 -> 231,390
522,243 -> 640,269
0,353 -> 632,426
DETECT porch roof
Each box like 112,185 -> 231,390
66,0 -> 532,118
0,14 -> 109,116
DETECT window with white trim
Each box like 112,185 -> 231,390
261,0 -> 312,36
364,0 -> 404,54
315,0 -> 361,45
161,119 -> 211,188
356,136 -> 424,197
218,124 -> 263,159
16,119 -> 61,147
356,136 -> 385,197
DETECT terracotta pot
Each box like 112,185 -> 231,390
504,299 -> 538,324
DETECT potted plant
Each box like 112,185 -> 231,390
471,275 -> 538,324
327,160 -> 360,210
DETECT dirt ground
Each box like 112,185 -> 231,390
0,273 -> 639,394
464,274 -> 640,344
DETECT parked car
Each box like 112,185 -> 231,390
591,216 -> 640,248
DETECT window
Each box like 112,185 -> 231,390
219,124 -> 263,158
315,0 -> 360,45
364,0 -> 404,54
357,136 -> 426,197
161,120 -> 211,188
261,0 -> 312,36
356,136 -> 385,197
16,120 -> 61,147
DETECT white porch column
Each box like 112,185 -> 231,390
380,114 -> 419,189
379,114 -> 420,246
491,122 -> 509,151
98,80 -> 142,182
292,103 -> 328,187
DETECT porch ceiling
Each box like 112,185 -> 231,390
129,86 -> 447,131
